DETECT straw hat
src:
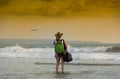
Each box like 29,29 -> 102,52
55,32 -> 63,37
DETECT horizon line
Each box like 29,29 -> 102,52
0,38 -> 120,44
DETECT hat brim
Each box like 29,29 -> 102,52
55,33 -> 63,37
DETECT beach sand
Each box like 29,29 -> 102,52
0,58 -> 120,79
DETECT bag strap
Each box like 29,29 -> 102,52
62,39 -> 67,50
53,39 -> 63,45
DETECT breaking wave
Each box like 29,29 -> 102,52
0,45 -> 120,60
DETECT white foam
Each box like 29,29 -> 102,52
68,45 -> 107,52
0,45 -> 54,58
0,45 -> 120,60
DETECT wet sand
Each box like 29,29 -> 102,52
0,58 -> 120,79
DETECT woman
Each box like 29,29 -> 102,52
53,32 -> 67,74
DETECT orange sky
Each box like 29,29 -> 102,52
0,0 -> 120,43
0,16 -> 120,43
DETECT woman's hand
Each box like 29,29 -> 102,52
55,54 -> 57,57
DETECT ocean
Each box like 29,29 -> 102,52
0,39 -> 120,79
0,39 -> 120,60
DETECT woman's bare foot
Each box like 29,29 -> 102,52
62,71 -> 64,74
56,71 -> 59,74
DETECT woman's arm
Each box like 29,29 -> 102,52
63,39 -> 67,50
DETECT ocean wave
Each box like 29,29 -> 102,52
68,45 -> 107,52
0,45 -> 54,58
106,46 -> 120,52
0,45 -> 120,60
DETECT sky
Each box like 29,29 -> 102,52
0,0 -> 120,43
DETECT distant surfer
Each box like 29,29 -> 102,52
53,32 -> 67,74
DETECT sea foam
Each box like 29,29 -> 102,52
0,45 -> 120,60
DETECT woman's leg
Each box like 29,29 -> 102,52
56,56 -> 60,73
61,57 -> 65,73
